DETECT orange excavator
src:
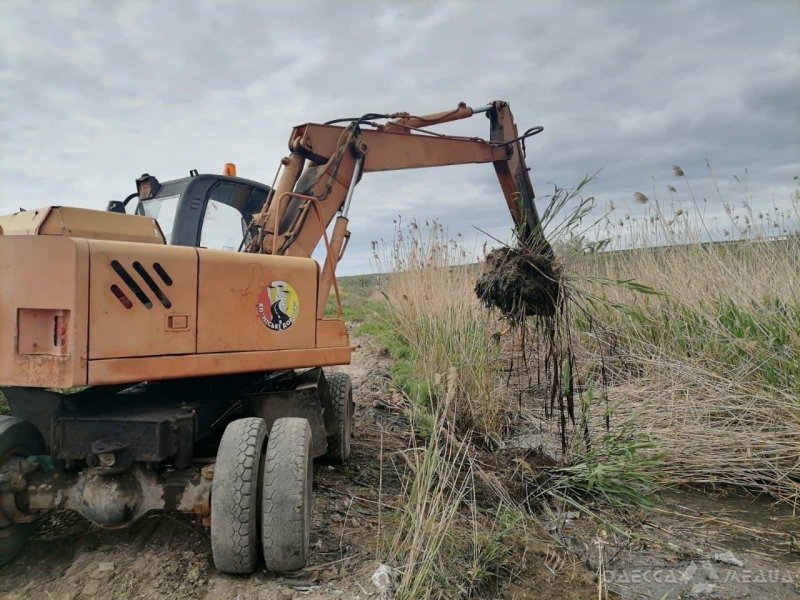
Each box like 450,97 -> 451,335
0,101 -> 548,572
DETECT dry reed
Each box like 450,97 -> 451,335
570,175 -> 800,505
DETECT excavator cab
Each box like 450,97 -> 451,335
120,170 -> 271,250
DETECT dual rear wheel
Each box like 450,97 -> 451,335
211,417 -> 313,574
211,371 -> 353,574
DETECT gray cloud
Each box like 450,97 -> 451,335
1,0 -> 798,274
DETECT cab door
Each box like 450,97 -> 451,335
171,178 -> 268,248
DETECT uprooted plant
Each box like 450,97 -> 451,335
474,174 -> 615,452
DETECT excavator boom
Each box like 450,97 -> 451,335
247,100 -> 550,315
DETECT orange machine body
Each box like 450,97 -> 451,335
0,206 -> 350,389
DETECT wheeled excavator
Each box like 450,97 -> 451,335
0,101 -> 549,573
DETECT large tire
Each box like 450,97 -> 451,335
261,418 -> 312,572
211,417 -> 267,574
325,371 -> 353,464
0,416 -> 45,567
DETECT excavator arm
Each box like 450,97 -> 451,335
246,100 -> 550,315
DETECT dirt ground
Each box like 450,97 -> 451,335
0,334 -> 797,599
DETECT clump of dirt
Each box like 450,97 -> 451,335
475,247 -> 561,317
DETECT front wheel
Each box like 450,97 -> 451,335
261,417 -> 313,572
0,416 -> 46,567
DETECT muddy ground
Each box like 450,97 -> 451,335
550,489 -> 799,599
0,334 -> 798,599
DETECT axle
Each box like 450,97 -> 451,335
1,462 -> 213,529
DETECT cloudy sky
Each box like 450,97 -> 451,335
1,1 -> 798,273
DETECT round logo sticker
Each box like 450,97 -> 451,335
257,280 -> 300,331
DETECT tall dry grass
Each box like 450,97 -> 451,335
384,383 -> 531,599
568,174 -> 800,505
373,171 -> 799,507
374,220 -> 513,438
572,239 -> 800,505
372,223 -> 554,598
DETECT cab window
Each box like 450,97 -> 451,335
137,194 -> 180,244
200,184 -> 248,251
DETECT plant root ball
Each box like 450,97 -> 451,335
475,247 -> 560,318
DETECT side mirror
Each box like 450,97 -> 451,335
106,201 -> 126,214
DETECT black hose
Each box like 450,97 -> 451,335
122,192 -> 139,206
492,126 -> 544,147
324,113 -> 543,157
491,126 -> 544,158
324,113 -> 395,126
